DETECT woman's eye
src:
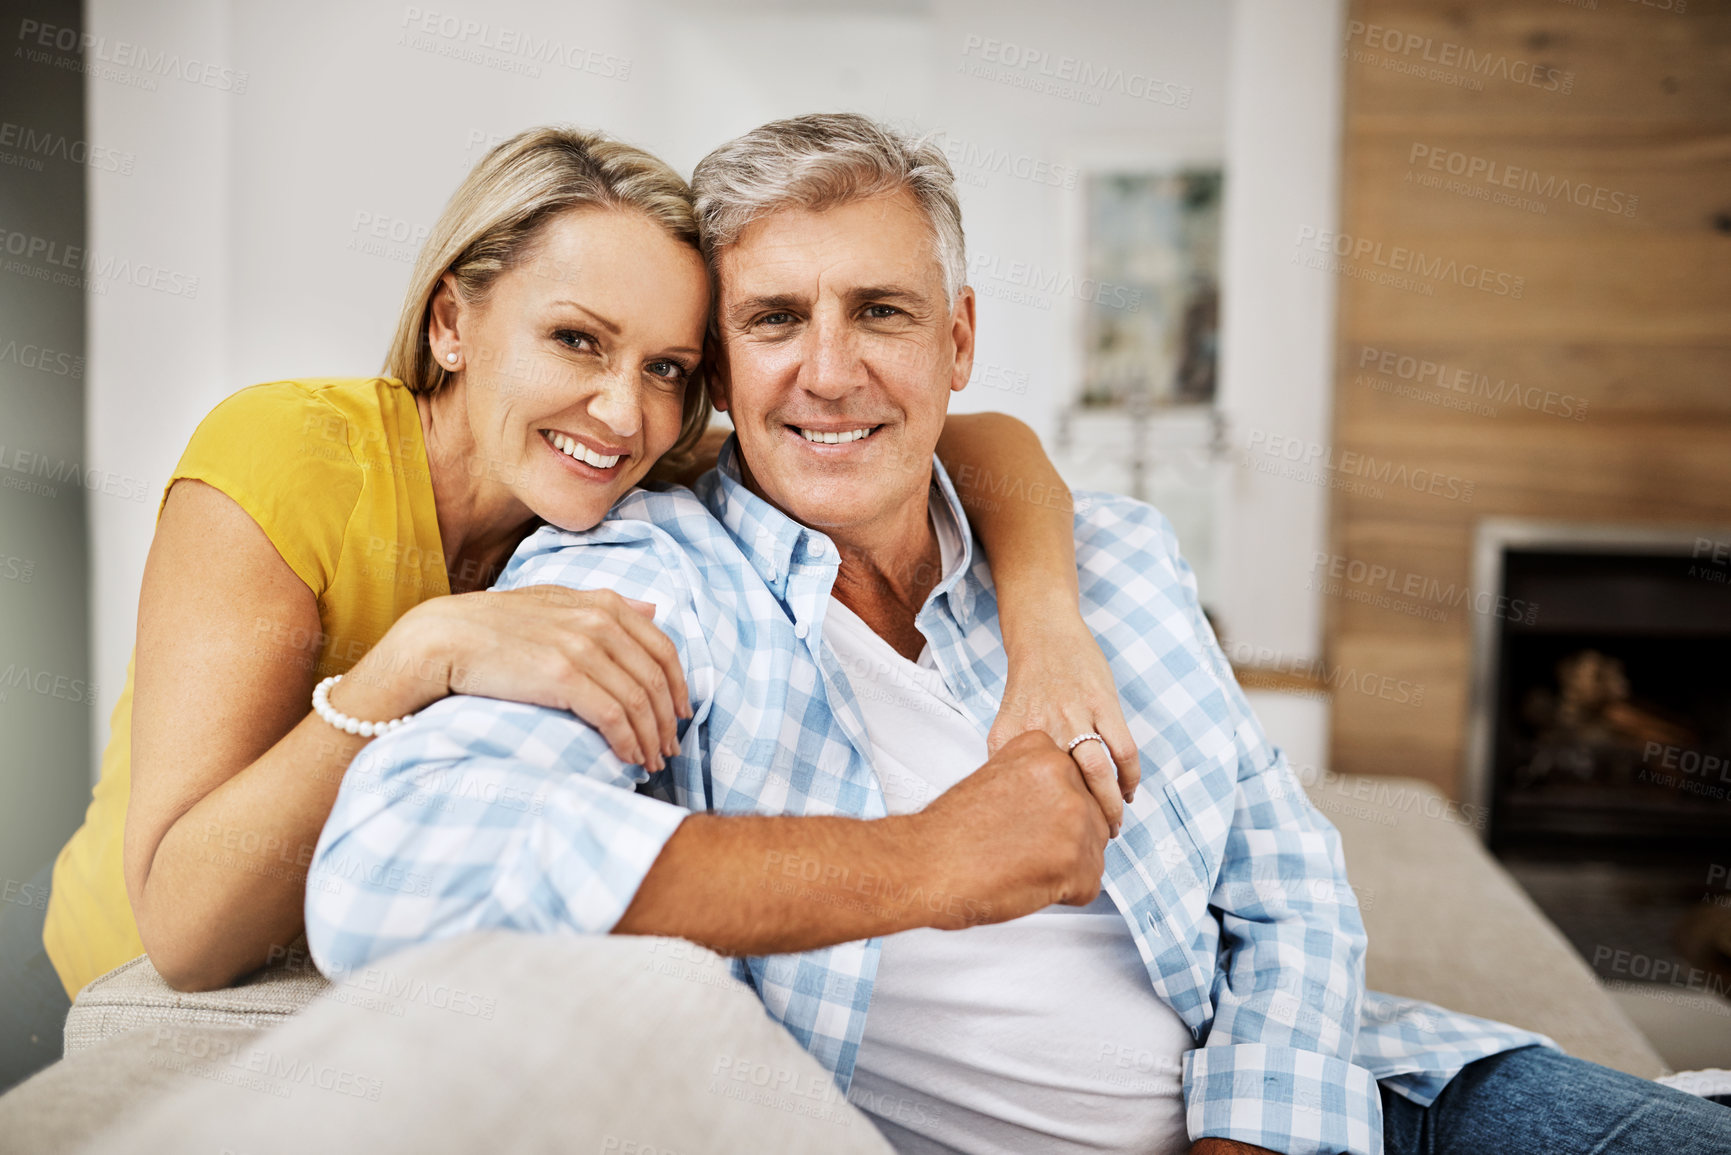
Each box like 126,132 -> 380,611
646,360 -> 690,382
555,329 -> 596,351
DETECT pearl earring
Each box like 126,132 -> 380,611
445,352 -> 458,364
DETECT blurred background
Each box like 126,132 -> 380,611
2,0 -> 1728,1068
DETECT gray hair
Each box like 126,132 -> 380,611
691,113 -> 967,303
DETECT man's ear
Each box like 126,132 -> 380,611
948,285 -> 977,395
708,339 -> 733,413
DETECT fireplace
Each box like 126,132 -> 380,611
1466,521 -> 1731,857
1465,521 -> 1731,983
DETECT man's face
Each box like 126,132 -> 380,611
711,190 -> 975,539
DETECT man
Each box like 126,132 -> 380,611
306,115 -> 1730,1155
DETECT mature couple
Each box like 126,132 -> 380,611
9,113 -> 1729,1153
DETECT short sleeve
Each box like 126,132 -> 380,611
168,382 -> 365,595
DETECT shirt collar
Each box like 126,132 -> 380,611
709,435 -> 978,620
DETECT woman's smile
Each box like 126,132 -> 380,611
540,427 -> 629,478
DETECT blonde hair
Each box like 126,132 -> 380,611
386,126 -> 712,466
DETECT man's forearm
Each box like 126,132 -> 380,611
1190,1140 -> 1282,1155
614,810 -> 980,955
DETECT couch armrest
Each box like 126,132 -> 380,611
64,942 -> 330,1055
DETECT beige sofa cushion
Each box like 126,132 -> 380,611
59,774 -> 1665,1080
0,1023 -> 266,1154
69,932 -> 895,1155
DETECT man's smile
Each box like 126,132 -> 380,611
791,424 -> 883,445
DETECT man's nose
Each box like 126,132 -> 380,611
798,313 -> 869,400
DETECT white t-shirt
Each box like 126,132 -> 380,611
827,499 -> 1194,1155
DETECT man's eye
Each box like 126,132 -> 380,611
864,304 -> 902,320
759,312 -> 795,327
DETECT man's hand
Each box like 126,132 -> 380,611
618,733 -> 1112,956
912,731 -> 1112,929
1190,1140 -> 1285,1155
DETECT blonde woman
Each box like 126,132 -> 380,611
1,126 -> 1135,1091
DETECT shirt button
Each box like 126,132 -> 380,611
807,539 -> 826,558
795,621 -> 809,639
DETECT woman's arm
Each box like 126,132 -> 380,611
935,413 -> 1140,830
126,480 -> 690,991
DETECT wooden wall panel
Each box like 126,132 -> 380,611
1326,0 -> 1731,797
1342,2 -> 1731,123
1338,343 -> 1731,420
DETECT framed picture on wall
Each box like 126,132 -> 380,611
1077,167 -> 1223,412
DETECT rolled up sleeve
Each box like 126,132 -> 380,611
1174,555 -> 1381,1154
305,520 -> 710,977
304,696 -> 690,976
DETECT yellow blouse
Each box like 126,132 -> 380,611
43,377 -> 450,998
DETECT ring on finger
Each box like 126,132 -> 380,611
1067,731 -> 1109,756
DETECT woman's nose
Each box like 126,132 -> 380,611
589,370 -> 643,440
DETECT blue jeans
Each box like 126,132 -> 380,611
1383,1044 -> 1731,1155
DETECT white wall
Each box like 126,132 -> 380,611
86,0 -> 1343,777
1214,0 -> 1345,667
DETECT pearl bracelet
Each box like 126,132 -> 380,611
311,674 -> 417,739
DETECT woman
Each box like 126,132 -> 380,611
22,126 -> 1134,1071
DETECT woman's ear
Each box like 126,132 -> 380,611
428,274 -> 463,365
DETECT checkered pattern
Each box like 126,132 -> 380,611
307,439 -> 1550,1155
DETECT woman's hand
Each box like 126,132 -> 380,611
934,414 -> 1141,836
342,585 -> 691,771
990,605 -> 1141,838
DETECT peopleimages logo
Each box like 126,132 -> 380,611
1310,551 -> 1539,625
1294,226 -> 1525,299
1356,345 -> 1588,421
940,136 -> 1079,190
968,253 -> 1142,312
1246,429 -> 1476,503
1407,143 -> 1637,218
1343,21 -> 1574,94
0,122 -> 134,175
0,227 -> 200,299
958,35 -> 1192,108
16,18 -> 250,93
398,7 -> 632,80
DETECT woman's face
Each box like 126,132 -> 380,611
436,206 -> 710,531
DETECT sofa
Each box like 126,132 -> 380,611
0,774 -> 1665,1152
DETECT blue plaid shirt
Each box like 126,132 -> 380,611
307,441 -> 1549,1155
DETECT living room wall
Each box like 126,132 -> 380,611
0,0 -> 91,886
80,0 -> 1349,779
1325,0 -> 1731,794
